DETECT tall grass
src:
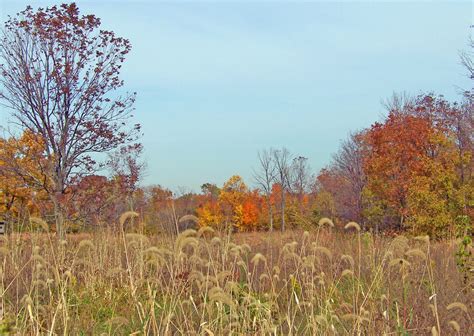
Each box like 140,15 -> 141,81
0,220 -> 472,335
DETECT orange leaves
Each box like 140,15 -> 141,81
240,192 -> 261,231
196,175 -> 262,231
0,131 -> 48,216
363,112 -> 435,216
361,96 -> 469,235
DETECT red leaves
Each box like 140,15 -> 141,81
0,3 -> 140,216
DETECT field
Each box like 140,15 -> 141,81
1,218 -> 472,335
0,2 -> 473,335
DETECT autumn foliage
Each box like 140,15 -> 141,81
0,4 -> 472,241
317,94 -> 473,238
1,96 -> 472,238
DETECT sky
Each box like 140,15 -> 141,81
0,0 -> 472,192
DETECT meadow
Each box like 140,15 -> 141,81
0,2 -> 473,335
1,215 -> 472,335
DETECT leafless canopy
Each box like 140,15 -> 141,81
253,149 -> 276,196
460,37 -> 474,81
291,156 -> 311,196
273,147 -> 292,231
253,149 -> 276,230
331,131 -> 367,223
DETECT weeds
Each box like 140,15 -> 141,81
0,219 -> 472,334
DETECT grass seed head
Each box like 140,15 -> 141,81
312,245 -> 333,260
251,253 -> 267,266
318,217 -> 334,228
448,320 -> 460,333
405,248 -> 427,260
341,254 -> 355,268
390,235 -> 410,254
389,258 -> 410,268
344,221 -> 361,232
119,211 -> 139,226
125,233 -> 150,245
211,236 -> 222,246
29,217 -> 49,232
446,302 -> 468,313
197,225 -> 215,237
179,214 -> 199,224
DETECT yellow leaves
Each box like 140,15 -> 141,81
197,175 -> 261,231
196,201 -> 224,228
219,175 -> 248,209
0,130 -> 48,215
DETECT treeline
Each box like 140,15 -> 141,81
182,92 -> 474,238
2,94 -> 472,240
1,99 -> 472,240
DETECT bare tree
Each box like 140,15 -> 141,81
332,131 -> 367,225
273,148 -> 292,232
0,4 -> 140,237
253,149 -> 276,231
291,156 -> 311,214
459,38 -> 474,183
460,37 -> 474,82
382,92 -> 415,115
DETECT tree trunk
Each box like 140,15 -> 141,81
50,174 -> 65,239
52,195 -> 65,240
268,197 -> 273,232
281,190 -> 285,232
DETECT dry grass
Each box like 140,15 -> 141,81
0,225 -> 472,335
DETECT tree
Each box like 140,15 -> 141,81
331,131 -> 367,224
391,94 -> 473,229
240,190 -> 261,231
0,130 -> 48,222
314,167 -> 347,223
143,185 -> 177,234
196,200 -> 223,229
273,148 -> 292,231
363,112 -> 434,229
460,37 -> 474,93
0,4 -> 140,237
108,144 -> 144,209
68,174 -> 114,228
291,156 -> 311,215
253,149 -> 276,231
426,97 -> 472,182
362,94 -> 471,236
201,183 -> 220,201
406,147 -> 459,238
219,175 -> 248,229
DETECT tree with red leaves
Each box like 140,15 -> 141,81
363,112 -> 434,229
0,3 -> 140,237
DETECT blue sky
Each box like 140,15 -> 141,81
0,1 -> 472,192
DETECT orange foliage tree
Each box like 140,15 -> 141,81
196,175 -> 263,231
362,96 -> 471,236
0,131 -> 49,225
363,112 -> 435,229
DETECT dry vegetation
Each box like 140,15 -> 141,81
1,216 -> 472,335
